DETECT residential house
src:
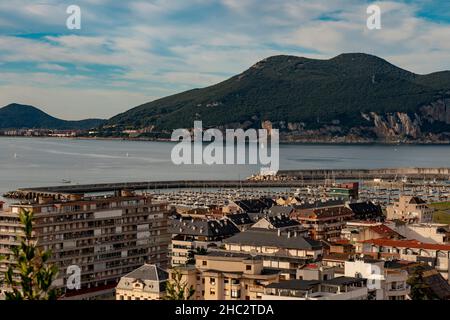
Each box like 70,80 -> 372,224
115,264 -> 168,300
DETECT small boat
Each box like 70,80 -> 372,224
61,179 -> 71,184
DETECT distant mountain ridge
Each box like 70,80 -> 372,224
104,53 -> 450,143
0,103 -> 105,130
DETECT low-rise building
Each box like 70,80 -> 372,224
115,264 -> 168,300
386,196 -> 434,223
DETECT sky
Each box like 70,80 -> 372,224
0,0 -> 449,120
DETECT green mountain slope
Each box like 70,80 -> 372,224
105,53 -> 450,141
0,103 -> 105,130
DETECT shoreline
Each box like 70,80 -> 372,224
2,135 -> 450,146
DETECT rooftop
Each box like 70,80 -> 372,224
223,228 -> 322,250
362,238 -> 450,251
122,264 -> 168,282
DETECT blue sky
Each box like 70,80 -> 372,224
0,0 -> 449,119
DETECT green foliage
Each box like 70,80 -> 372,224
164,269 -> 195,300
104,54 -> 450,133
430,202 -> 450,224
186,247 -> 208,265
0,209 -> 59,300
406,265 -> 438,300
0,103 -> 105,130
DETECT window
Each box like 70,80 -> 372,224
210,278 -> 216,285
231,289 -> 241,298
246,265 -> 252,271
202,260 -> 207,266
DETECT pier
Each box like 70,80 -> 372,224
3,167 -> 450,200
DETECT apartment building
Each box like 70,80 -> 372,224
386,196 -> 434,223
262,277 -> 368,300
169,217 -> 240,266
223,228 -> 323,280
171,251 -> 280,300
290,205 -> 354,241
0,191 -> 170,298
115,264 -> 168,300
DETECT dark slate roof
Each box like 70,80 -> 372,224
348,201 -> 382,215
268,206 -> 294,217
169,218 -> 240,237
123,264 -> 168,282
223,228 -> 322,250
266,215 -> 300,229
226,213 -> 253,226
266,279 -> 320,290
323,276 -> 365,286
235,198 -> 273,213
409,197 -> 426,204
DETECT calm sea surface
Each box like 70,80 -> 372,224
1,137 -> 450,198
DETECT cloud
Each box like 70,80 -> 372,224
0,0 -> 449,119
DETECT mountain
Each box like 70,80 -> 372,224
105,53 -> 450,142
0,104 -> 105,130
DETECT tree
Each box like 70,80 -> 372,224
164,268 -> 195,300
0,209 -> 59,300
407,265 -> 438,300
186,247 -> 208,265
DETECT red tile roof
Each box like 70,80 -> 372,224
362,238 -> 450,251
369,224 -> 400,237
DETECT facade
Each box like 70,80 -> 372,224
169,217 -> 240,266
115,264 -> 168,300
172,251 -> 280,300
0,191 -> 170,298
291,205 -> 354,241
386,196 -> 434,223
262,277 -> 368,300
